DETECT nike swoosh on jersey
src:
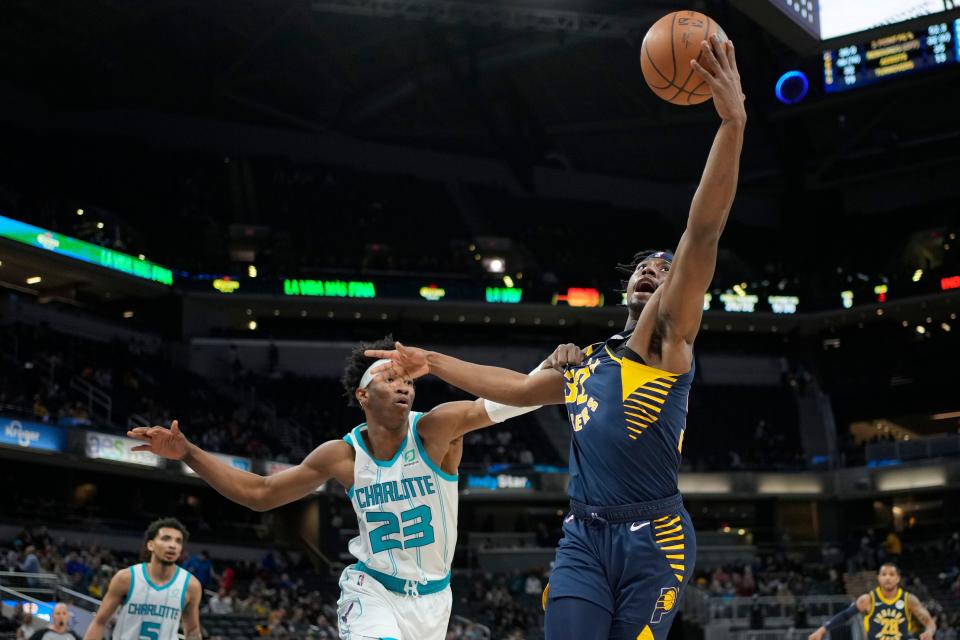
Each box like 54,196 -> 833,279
630,521 -> 650,532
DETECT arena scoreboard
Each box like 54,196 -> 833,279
824,18 -> 960,92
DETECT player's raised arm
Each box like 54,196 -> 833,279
364,342 -> 567,408
635,34 -> 746,355
83,569 -> 131,640
128,421 -> 352,512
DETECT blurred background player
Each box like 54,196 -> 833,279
366,31 -> 746,640
126,336 -> 542,640
808,562 -> 936,640
26,604 -> 80,640
83,518 -> 201,640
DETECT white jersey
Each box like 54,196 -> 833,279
112,563 -> 192,640
344,411 -> 459,595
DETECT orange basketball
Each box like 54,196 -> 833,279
640,10 -> 727,106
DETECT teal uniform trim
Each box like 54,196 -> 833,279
343,432 -> 355,497
142,564 -> 181,591
353,561 -> 450,595
353,425 -> 408,467
411,412 -> 458,482
180,574 -> 190,609
123,564 -> 137,604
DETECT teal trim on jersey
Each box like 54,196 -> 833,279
141,563 -> 181,591
352,425 -> 408,467
123,564 -> 137,604
343,433 -> 355,497
411,412 -> 458,482
353,561 -> 451,595
434,470 -> 450,564
180,573 -> 190,609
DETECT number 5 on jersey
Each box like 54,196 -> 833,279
367,505 -> 435,553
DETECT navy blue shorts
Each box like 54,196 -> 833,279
545,497 -> 696,640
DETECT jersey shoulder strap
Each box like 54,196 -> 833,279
122,564 -> 140,604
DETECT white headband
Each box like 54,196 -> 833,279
359,359 -> 394,390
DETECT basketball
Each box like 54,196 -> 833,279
641,10 -> 727,105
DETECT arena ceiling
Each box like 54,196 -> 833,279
0,0 -> 958,211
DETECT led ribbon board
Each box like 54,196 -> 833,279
0,214 -> 173,285
283,279 -> 376,298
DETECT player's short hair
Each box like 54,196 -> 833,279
142,517 -> 189,558
879,562 -> 901,576
341,334 -> 397,407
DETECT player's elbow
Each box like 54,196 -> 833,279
244,485 -> 272,512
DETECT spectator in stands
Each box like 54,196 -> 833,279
26,603 -> 80,640
20,545 -> 41,586
794,599 -> 809,629
183,549 -> 213,587
749,594 -> 764,630
16,612 -> 45,640
883,529 -> 903,563
208,587 -> 234,614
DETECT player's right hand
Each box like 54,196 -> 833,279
364,342 -> 431,380
128,420 -> 190,460
807,628 -> 827,640
543,343 -> 583,372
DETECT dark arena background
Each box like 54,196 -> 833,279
0,0 -> 959,639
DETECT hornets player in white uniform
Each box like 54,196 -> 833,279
128,336 -> 543,640
83,518 -> 202,640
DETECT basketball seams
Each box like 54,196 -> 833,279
641,10 -> 718,105
669,13 -> 678,85
670,14 -> 711,103
642,38 -> 678,90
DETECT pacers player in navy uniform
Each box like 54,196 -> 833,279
809,563 -> 935,640
84,518 -> 201,640
365,33 -> 746,640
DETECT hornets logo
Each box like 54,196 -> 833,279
650,586 -> 679,624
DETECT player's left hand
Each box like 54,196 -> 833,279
919,630 -> 934,640
542,343 -> 584,372
690,33 -> 746,125
365,341 -> 431,380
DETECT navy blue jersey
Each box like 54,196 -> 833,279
564,331 -> 694,506
864,587 -> 915,639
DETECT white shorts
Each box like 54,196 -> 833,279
336,566 -> 452,640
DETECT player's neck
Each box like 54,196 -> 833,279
363,418 -> 408,460
623,315 -> 638,332
146,558 -> 178,584
879,585 -> 898,597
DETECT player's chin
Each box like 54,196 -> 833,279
627,293 -> 649,312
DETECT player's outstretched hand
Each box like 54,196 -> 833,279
543,343 -> 584,372
364,342 -> 431,381
690,33 -> 746,125
128,420 -> 190,460
807,628 -> 827,640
